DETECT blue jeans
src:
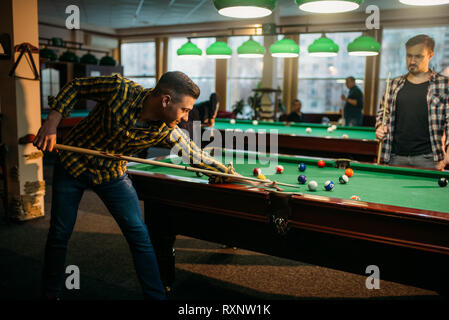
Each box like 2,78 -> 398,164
42,160 -> 166,300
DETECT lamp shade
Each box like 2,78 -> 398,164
296,0 -> 363,13
237,38 -> 265,58
399,0 -> 449,5
213,0 -> 277,18
206,41 -> 232,59
270,38 -> 299,58
99,55 -> 117,66
177,40 -> 202,58
80,52 -> 99,65
347,35 -> 380,56
39,47 -> 57,61
308,36 -> 339,57
59,51 -> 79,63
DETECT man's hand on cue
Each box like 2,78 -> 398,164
375,125 -> 388,141
436,147 -> 449,171
33,110 -> 62,152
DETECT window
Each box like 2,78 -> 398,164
168,37 -> 215,103
227,36 -> 264,114
298,32 -> 365,114
41,68 -> 60,109
121,42 -> 156,88
378,26 -> 449,110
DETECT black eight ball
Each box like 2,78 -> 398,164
438,177 -> 448,187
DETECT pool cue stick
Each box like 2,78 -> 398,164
377,72 -> 391,165
52,143 -> 300,189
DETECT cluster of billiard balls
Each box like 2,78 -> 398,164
294,161 -> 354,192
253,160 -> 356,194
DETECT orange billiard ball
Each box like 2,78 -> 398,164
345,168 -> 354,177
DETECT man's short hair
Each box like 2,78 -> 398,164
293,99 -> 301,104
152,71 -> 200,102
346,76 -> 356,83
406,34 -> 435,52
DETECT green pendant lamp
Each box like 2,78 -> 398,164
59,50 -> 80,63
177,40 -> 203,59
308,35 -> 339,57
347,35 -> 380,56
99,54 -> 117,66
296,0 -> 363,13
214,0 -> 277,18
206,41 -> 232,59
80,52 -> 99,65
39,47 -> 58,61
237,37 -> 265,58
270,38 -> 299,58
399,0 -> 449,5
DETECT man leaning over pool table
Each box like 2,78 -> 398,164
33,71 -> 244,300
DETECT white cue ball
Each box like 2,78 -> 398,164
342,134 -> 349,139
230,119 -> 236,124
306,127 -> 312,133
331,125 -> 337,130
327,127 -> 334,133
252,120 -> 258,126
308,180 -> 318,191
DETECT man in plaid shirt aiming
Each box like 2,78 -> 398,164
376,34 -> 449,170
34,71 -> 242,300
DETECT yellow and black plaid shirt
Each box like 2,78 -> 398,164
50,74 -> 234,184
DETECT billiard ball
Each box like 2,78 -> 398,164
230,119 -> 236,124
252,120 -> 258,125
298,174 -> 307,184
306,127 -> 312,133
253,168 -> 262,176
350,195 -> 361,201
327,127 -> 333,133
257,174 -> 266,180
339,175 -> 349,184
331,125 -> 337,131
342,134 -> 349,139
308,180 -> 318,191
298,163 -> 306,172
345,168 -> 354,177
324,180 -> 335,191
196,171 -> 204,177
276,165 -> 284,174
438,177 -> 448,187
317,160 -> 325,168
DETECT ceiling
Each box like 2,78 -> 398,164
38,0 -> 417,30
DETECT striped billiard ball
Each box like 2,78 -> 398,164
324,180 -> 335,191
339,175 -> 349,184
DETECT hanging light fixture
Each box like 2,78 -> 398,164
296,0 -> 363,13
399,0 -> 449,5
177,39 -> 202,59
270,38 -> 299,58
237,37 -> 265,58
308,34 -> 339,57
213,0 -> 277,18
347,35 -> 380,56
206,41 -> 232,59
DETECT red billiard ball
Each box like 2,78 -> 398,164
276,165 -> 284,174
350,195 -> 361,201
317,160 -> 325,168
253,168 -> 262,176
345,168 -> 354,177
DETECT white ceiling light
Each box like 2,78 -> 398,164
399,0 -> 449,5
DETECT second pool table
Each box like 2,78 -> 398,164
207,119 -> 378,162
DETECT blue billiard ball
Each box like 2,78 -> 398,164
324,180 -> 335,191
298,174 -> 307,184
298,163 -> 306,172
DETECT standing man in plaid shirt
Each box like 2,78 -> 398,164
34,71 -> 241,300
376,34 -> 449,170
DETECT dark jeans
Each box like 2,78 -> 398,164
388,153 -> 436,169
42,161 -> 166,300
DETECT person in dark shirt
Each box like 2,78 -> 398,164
341,77 -> 363,126
286,99 -> 305,123
179,92 -> 220,138
376,34 -> 449,170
